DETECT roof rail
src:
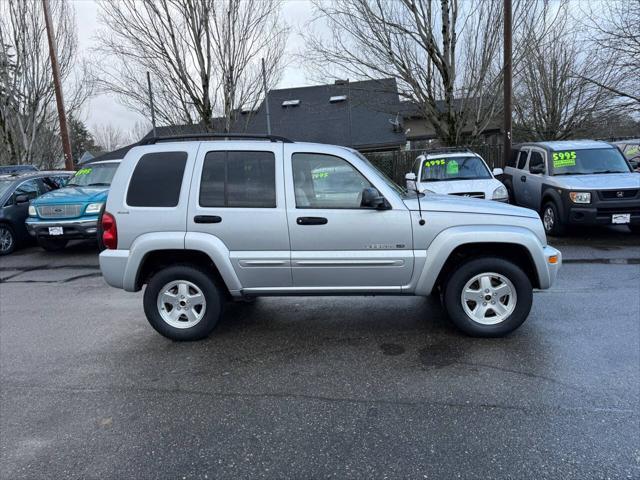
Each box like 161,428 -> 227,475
422,147 -> 475,155
139,133 -> 294,145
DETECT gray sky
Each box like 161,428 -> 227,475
72,0 -> 313,134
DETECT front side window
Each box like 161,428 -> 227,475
127,153 -> 187,207
68,163 -> 119,188
292,153 -> 371,208
15,179 -> 39,200
419,156 -> 491,182
528,151 -> 545,172
199,151 -> 276,208
550,148 -> 631,175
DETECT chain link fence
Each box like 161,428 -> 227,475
364,144 -> 504,185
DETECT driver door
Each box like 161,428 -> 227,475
284,146 -> 413,290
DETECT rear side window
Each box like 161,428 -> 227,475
199,151 -> 276,208
127,152 -> 187,207
516,150 -> 529,170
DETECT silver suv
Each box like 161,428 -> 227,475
100,134 -> 561,341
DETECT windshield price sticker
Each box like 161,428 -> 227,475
75,168 -> 92,176
423,159 -> 446,168
552,151 -> 577,168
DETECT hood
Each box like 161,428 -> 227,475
552,173 -> 640,190
403,194 -> 538,219
417,178 -> 503,196
33,186 -> 109,205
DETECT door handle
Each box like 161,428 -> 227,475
520,175 -> 527,182
194,215 -> 222,224
296,216 -> 328,225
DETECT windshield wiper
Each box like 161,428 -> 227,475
87,182 -> 110,186
589,170 -> 626,174
66,182 -> 80,186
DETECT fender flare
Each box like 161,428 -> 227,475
122,231 -> 241,293
414,225 -> 550,295
540,186 -> 565,222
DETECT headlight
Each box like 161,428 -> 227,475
85,202 -> 104,214
569,192 -> 591,204
28,205 -> 37,216
492,185 -> 508,200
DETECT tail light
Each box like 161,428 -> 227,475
101,212 -> 118,249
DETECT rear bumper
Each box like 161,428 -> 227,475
26,217 -> 99,240
99,249 -> 129,289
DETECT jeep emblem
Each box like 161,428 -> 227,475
616,191 -> 624,198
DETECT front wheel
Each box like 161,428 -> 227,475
143,265 -> 224,341
443,257 -> 533,337
37,237 -> 68,252
542,202 -> 566,236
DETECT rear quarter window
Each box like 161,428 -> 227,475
126,152 -> 187,207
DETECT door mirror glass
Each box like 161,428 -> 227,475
405,172 -> 416,181
15,194 -> 29,204
360,187 -> 389,209
492,168 -> 504,177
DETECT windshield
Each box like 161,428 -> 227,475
419,156 -> 491,182
66,163 -> 119,187
353,151 -> 409,197
551,148 -> 630,175
0,180 -> 15,198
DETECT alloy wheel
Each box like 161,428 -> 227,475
156,280 -> 207,329
461,272 -> 517,325
0,226 -> 14,254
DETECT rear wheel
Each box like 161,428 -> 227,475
37,237 -> 68,252
542,201 -> 565,236
0,224 -> 16,255
443,257 -> 533,337
143,264 -> 223,341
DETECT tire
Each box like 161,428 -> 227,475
443,257 -> 533,337
37,237 -> 69,252
143,264 -> 223,341
541,201 -> 565,236
0,224 -> 16,255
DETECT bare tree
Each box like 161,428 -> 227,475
513,9 -> 618,140
581,0 -> 640,110
303,0 -> 549,145
91,123 -> 126,152
95,0 -> 288,131
0,0 -> 93,168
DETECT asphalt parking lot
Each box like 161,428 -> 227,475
1,227 -> 639,479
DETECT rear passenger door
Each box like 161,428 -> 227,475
187,143 -> 291,289
511,148 -> 530,205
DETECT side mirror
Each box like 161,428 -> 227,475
530,164 -> 545,174
405,172 -> 416,181
492,168 -> 504,177
15,194 -> 29,204
361,187 -> 389,209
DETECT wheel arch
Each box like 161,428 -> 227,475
415,226 -> 548,295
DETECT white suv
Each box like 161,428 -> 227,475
99,134 -> 560,341
405,149 -> 508,201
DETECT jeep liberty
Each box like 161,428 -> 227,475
100,134 -> 561,341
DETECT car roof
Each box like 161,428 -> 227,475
518,140 -> 613,151
0,170 -> 74,181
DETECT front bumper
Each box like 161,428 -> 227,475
542,245 -> 561,289
560,191 -> 640,226
26,216 -> 99,240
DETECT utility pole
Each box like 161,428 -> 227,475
503,0 -> 512,168
146,72 -> 157,138
261,58 -> 271,135
42,0 -> 73,170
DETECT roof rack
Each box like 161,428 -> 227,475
139,133 -> 294,145
422,147 -> 474,155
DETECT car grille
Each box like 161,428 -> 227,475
37,204 -> 82,218
451,192 -> 485,199
599,189 -> 639,200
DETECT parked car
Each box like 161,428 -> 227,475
0,171 -> 74,255
0,164 -> 39,175
405,149 -> 508,201
26,160 -> 120,251
616,139 -> 640,171
99,134 -> 560,341
503,140 -> 640,236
